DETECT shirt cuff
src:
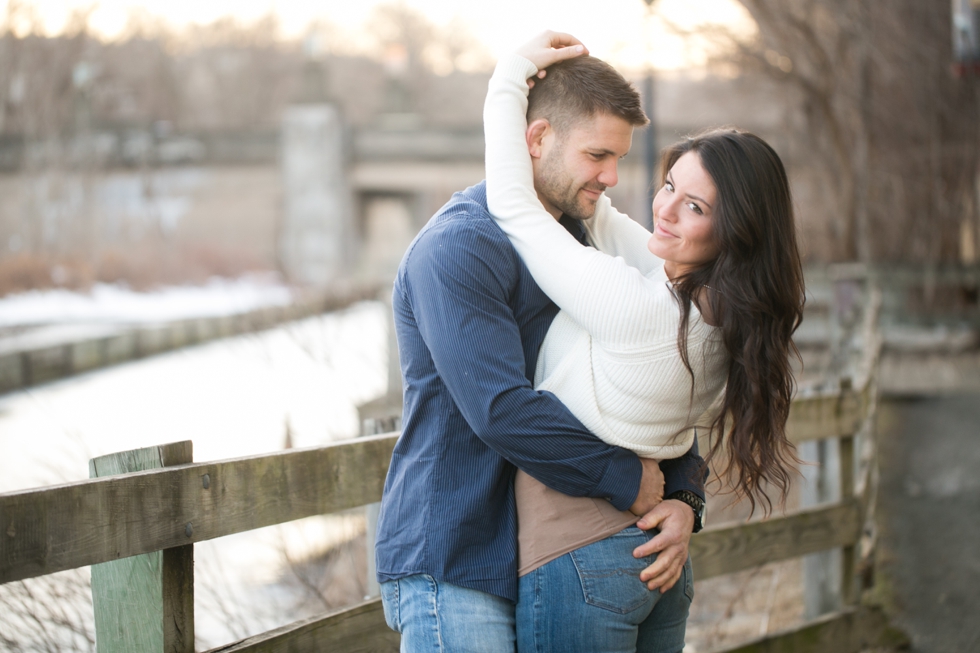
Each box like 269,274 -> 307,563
594,451 -> 642,512
663,466 -> 706,502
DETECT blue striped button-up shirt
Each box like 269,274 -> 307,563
375,181 -> 705,602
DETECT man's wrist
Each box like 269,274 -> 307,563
598,451 -> 644,512
665,490 -> 705,533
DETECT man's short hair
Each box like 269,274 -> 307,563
527,56 -> 649,134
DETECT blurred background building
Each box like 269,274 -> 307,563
0,0 -> 974,297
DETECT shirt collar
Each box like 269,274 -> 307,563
558,214 -> 589,246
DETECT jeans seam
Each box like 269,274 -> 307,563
427,575 -> 444,652
683,558 -> 695,603
393,580 -> 401,630
534,568 -> 545,653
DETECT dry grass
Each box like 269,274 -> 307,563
0,243 -> 273,297
0,254 -> 84,296
0,165 -> 283,298
0,569 -> 96,653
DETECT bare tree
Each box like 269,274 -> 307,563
673,0 -> 980,264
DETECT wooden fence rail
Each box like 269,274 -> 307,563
0,299 -> 893,652
0,385 -> 871,588
0,434 -> 396,584
0,282 -> 382,396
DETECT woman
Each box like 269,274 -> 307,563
484,34 -> 805,652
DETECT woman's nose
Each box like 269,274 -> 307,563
658,197 -> 680,222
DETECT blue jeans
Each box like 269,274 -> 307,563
380,574 -> 516,652
517,526 -> 694,653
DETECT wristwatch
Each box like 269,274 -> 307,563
665,490 -> 705,533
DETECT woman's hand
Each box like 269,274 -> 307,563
516,31 -> 589,73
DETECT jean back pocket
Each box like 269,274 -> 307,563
569,527 -> 658,615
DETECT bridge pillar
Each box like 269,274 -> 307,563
280,104 -> 355,286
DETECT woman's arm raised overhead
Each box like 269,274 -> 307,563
484,53 -> 670,346
584,195 -> 662,277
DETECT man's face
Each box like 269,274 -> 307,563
534,112 -> 634,220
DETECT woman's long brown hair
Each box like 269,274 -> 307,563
662,129 -> 805,515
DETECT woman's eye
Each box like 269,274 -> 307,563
664,181 -> 674,192
687,202 -> 703,215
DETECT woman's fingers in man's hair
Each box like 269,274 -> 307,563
516,30 -> 589,71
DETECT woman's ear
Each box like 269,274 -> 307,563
526,119 -> 552,159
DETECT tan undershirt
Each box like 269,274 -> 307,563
516,469 -> 639,577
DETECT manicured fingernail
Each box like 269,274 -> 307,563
574,45 -> 584,53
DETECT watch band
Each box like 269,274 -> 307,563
666,490 -> 705,533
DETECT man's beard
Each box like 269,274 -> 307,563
537,142 -> 605,221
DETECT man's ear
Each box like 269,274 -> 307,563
526,119 -> 552,159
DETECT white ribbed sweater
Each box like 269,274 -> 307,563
484,55 -> 728,459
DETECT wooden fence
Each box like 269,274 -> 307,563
0,297 -> 899,652
0,282 -> 382,396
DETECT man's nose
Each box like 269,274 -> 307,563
598,160 -> 619,188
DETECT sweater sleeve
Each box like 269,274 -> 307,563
484,54 -> 673,347
583,196 -> 662,278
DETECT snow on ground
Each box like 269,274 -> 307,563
0,274 -> 293,328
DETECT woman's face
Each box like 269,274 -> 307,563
648,151 -> 720,279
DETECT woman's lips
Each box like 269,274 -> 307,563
655,222 -> 678,238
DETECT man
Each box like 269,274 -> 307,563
376,32 -> 705,652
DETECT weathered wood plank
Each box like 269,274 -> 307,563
690,501 -> 862,580
205,599 -> 398,653
71,339 -> 104,373
0,433 -> 398,584
0,283 -> 384,395
25,345 -> 71,385
0,352 -> 25,392
90,441 -> 194,653
5,431 -> 866,586
104,333 -> 137,364
785,384 -> 871,443
707,606 -> 894,653
839,435 -> 857,606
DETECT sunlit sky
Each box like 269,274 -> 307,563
3,0 -> 754,71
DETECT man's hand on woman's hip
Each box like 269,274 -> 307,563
632,499 -> 695,593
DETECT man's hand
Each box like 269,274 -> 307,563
629,457 -> 664,516
633,499 -> 696,593
516,31 -> 588,73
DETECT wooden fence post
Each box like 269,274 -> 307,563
800,435 -> 843,619
89,441 -> 194,653
840,433 -> 857,606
